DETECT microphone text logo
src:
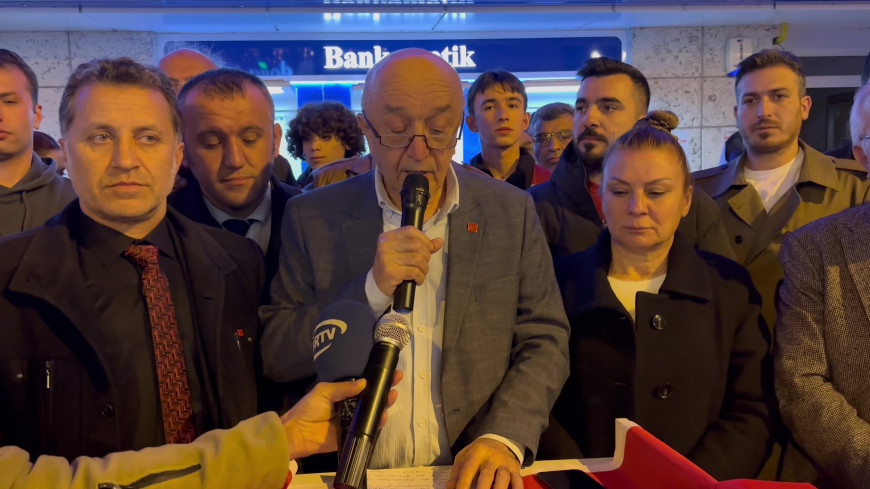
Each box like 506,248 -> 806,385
312,319 -> 348,360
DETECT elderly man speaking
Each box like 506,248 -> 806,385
260,48 -> 569,489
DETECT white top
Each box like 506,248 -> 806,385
362,166 -> 523,468
607,274 -> 667,322
203,184 -> 272,253
743,148 -> 804,213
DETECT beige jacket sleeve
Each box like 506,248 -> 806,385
0,412 -> 289,489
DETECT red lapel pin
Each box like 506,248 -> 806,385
467,222 -> 478,233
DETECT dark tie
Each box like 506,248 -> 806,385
125,244 -> 195,445
222,219 -> 252,237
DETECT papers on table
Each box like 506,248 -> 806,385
366,465 -> 451,489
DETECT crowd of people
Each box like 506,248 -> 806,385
0,41 -> 869,489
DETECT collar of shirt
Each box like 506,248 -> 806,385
77,208 -> 176,267
372,165 -> 461,228
742,147 -> 804,180
468,148 -> 536,190
203,183 -> 272,225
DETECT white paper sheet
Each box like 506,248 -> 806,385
366,465 -> 451,489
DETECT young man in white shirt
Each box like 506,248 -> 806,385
693,49 -> 870,330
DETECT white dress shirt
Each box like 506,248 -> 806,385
203,184 -> 272,253
363,166 -> 523,469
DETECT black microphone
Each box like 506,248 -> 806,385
334,311 -> 412,489
392,173 -> 430,314
312,301 -> 377,456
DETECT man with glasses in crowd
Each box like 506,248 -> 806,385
260,48 -> 569,489
529,102 -> 574,172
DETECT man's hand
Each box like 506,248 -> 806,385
371,226 -> 444,297
281,372 -> 402,460
446,438 -> 524,489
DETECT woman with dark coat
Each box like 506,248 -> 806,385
543,111 -> 776,480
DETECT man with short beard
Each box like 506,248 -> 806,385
694,49 -> 870,331
530,57 -> 734,260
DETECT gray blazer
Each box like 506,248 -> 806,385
775,203 -> 870,488
259,166 -> 570,463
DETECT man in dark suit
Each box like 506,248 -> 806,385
0,57 -> 322,486
169,68 -> 300,287
261,48 -> 569,489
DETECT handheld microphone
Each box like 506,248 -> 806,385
392,174 -> 430,314
312,301 -> 377,455
334,311 -> 412,489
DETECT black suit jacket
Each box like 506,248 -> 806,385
168,176 -> 308,414
168,174 -> 300,289
0,203 -> 264,460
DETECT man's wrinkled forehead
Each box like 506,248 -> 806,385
362,49 -> 464,112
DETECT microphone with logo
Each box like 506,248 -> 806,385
334,311 -> 411,489
392,173 -> 430,314
312,300 -> 377,456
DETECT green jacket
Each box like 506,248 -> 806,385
693,140 -> 870,330
0,413 -> 289,489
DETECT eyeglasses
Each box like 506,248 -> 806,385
361,111 -> 461,150
533,130 -> 573,144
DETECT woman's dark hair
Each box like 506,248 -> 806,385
603,109 -> 691,190
286,102 -> 366,160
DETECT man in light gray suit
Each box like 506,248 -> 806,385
260,48 -> 569,489
776,206 -> 870,485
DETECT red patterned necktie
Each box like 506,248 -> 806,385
125,243 -> 195,444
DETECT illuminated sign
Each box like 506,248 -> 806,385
323,44 -> 476,70
173,37 -> 621,76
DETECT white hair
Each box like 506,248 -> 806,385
850,81 -> 870,145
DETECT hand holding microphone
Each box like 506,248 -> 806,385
312,301 -> 377,451
309,301 -> 403,463
370,175 -> 442,303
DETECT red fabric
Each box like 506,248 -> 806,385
715,482 -> 816,489
531,164 -> 552,186
589,425 -> 816,489
587,180 -> 605,222
593,426 -> 716,489
126,244 -> 195,445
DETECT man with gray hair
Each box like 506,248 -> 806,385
529,102 -> 573,171
262,47 -> 569,489
849,81 -> 870,171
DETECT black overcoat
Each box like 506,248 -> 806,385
543,231 -> 776,480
